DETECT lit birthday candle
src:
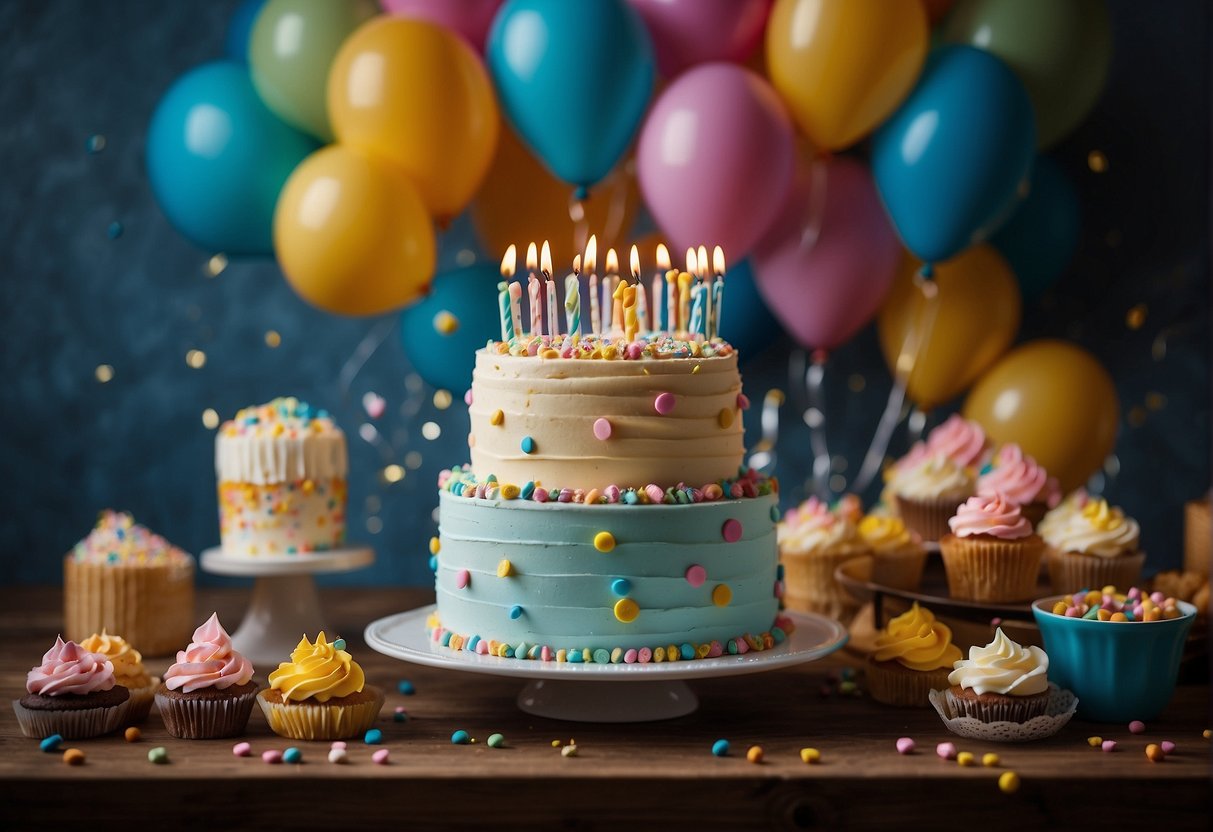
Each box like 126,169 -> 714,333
526,241 -> 541,337
666,267 -> 677,333
565,255 -> 582,338
679,247 -> 695,335
712,245 -> 726,340
630,245 -> 646,334
653,243 -> 670,335
541,240 -> 557,337
586,235 -> 599,336
623,282 -> 638,343
498,244 -> 517,342
697,244 -> 711,337
688,278 -> 705,341
605,247 -> 620,336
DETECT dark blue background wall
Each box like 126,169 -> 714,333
1,1 -> 1208,587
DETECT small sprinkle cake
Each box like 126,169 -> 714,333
429,281 -> 791,662
216,397 -> 347,556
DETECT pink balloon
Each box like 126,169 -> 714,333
380,0 -> 503,52
627,0 -> 771,78
637,63 -> 794,260
751,157 -> 900,351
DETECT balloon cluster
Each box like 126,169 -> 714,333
146,0 -> 1118,488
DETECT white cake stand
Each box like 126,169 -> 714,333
365,605 -> 848,722
200,546 -> 374,667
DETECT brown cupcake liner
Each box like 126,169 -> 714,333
1046,548 -> 1146,594
866,659 -> 951,708
895,495 -> 967,543
12,697 -> 130,739
939,534 -> 1044,602
155,687 -> 258,739
945,688 -> 1050,723
780,545 -> 868,623
870,546 -> 929,592
121,678 -> 160,725
257,686 -> 384,741
63,556 -> 195,657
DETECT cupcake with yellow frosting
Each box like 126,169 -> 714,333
887,454 -> 975,542
858,515 -> 928,591
1042,498 -> 1145,593
777,497 -> 869,621
257,632 -> 384,741
79,630 -> 158,724
866,603 -> 962,707
945,628 -> 1051,723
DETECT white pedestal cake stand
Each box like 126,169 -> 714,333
200,546 -> 374,667
365,605 -> 848,723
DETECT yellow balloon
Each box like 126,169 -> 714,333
878,245 -> 1021,410
274,145 -> 435,316
328,18 -> 499,222
471,123 -> 640,268
766,0 -> 928,151
964,339 -> 1118,491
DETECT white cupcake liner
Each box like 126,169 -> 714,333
12,697 -> 131,739
928,683 -> 1077,742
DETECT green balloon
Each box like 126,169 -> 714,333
249,0 -> 380,141
944,0 -> 1112,148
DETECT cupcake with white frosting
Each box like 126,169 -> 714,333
1043,498 -> 1144,593
1036,488 -> 1089,541
945,628 -> 1051,723
778,497 -> 869,621
888,453 -> 976,543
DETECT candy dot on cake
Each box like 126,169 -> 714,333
685,564 -> 707,588
593,531 -> 616,552
593,418 -> 612,440
509,604 -> 523,620
429,536 -> 441,555
718,408 -> 734,429
712,584 -> 733,607
497,558 -> 513,577
455,568 -> 471,589
614,598 -> 640,623
654,391 -> 676,415
520,436 -> 536,454
611,578 -> 631,596
490,409 -> 504,426
721,519 -> 743,542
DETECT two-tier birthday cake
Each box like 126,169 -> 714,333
427,242 -> 791,662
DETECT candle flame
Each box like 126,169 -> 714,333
697,245 -> 709,278
526,241 -> 538,273
605,247 -> 619,275
500,244 -> 516,278
685,247 -> 697,275
540,240 -> 552,276
713,245 -> 726,275
584,235 -> 597,274
656,243 -> 670,271
573,254 -> 582,275
629,245 -> 640,279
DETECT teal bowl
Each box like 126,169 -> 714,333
1031,596 -> 1197,723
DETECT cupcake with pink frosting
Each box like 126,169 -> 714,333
939,493 -> 1045,603
154,613 -> 257,739
777,496 -> 869,621
976,444 -> 1062,527
894,415 -> 992,474
13,636 -> 131,739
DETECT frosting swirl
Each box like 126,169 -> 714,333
1036,488 -> 1089,539
164,613 -> 254,692
871,603 -> 962,671
896,415 -> 989,472
858,515 -> 917,554
948,493 -> 1033,540
26,636 -> 116,696
889,453 -> 974,501
267,632 -> 366,703
1041,498 -> 1140,558
778,497 -> 862,555
977,444 -> 1060,508
79,630 -> 151,689
947,628 -> 1049,696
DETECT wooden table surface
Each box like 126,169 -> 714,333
1,587 -> 1209,831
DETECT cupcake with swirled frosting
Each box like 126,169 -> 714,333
859,514 -> 928,591
887,453 -> 975,543
946,628 -> 1051,722
12,636 -> 131,739
154,613 -> 258,739
866,603 -> 963,707
79,630 -> 158,725
257,632 -> 384,740
1042,498 -> 1145,593
778,497 -> 869,621
939,493 -> 1045,602
976,443 -> 1061,527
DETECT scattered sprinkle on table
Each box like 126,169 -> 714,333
1145,744 -> 1165,762
398,680 -> 416,695
232,742 -> 251,757
746,746 -> 763,764
62,748 -> 85,766
998,772 -> 1020,794
124,727 -> 141,743
896,738 -> 915,755
451,730 -> 470,745
373,749 -> 391,765
328,748 -> 348,764
1102,740 -> 1117,753
1161,740 -> 1176,754
551,740 -> 562,748
394,706 -> 408,723
487,733 -> 505,748
936,742 -> 957,760
262,750 -> 283,764
982,753 -> 1000,767
365,729 -> 383,745
957,752 -> 976,767
1203,729 -> 1211,739
331,741 -> 347,750
561,744 -> 579,758
799,748 -> 821,764
147,747 -> 169,765
711,739 -> 730,757
1087,736 -> 1102,747
283,747 -> 302,764
1129,720 -> 1146,734
39,734 -> 63,753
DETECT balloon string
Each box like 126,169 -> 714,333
805,349 -> 831,498
746,389 -> 785,474
852,270 -> 941,494
567,188 -> 589,257
338,318 -> 396,405
800,155 -> 830,251
602,159 -> 633,245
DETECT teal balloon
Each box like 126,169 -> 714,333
871,46 -> 1036,264
991,155 -> 1080,302
487,0 -> 654,192
400,264 -> 502,392
146,61 -> 319,256
225,0 -> 266,64
720,259 -> 782,363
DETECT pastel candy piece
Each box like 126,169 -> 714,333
452,730 -> 470,744
328,748 -> 349,764
1161,741 -> 1176,754
614,598 -> 640,623
593,418 -> 612,440
896,737 -> 915,754
1129,721 -> 1146,734
685,565 -> 707,587
611,578 -> 631,596
520,436 -> 535,454
712,584 -> 733,606
936,742 -> 957,760
148,746 -> 169,764
711,739 -> 730,757
721,519 -> 743,542
331,741 -> 347,750
638,647 -> 652,663
283,747 -> 302,764
40,734 -> 63,753
262,750 -> 283,764
654,392 -> 676,415
364,729 -> 383,745
624,648 -> 638,663
455,569 -> 471,589
372,748 -> 391,764
487,733 -> 505,748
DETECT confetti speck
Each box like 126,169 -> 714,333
382,465 -> 405,484
264,330 -> 281,348
422,421 -> 441,440
107,221 -> 123,239
202,408 -> 219,429
185,349 -> 207,369
86,134 -> 106,153
206,254 -> 228,277
95,364 -> 114,383
433,390 -> 453,410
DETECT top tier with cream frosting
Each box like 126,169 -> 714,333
215,397 -> 347,485
467,335 -> 746,492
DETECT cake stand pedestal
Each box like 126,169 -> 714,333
365,605 -> 848,723
200,546 -> 374,667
